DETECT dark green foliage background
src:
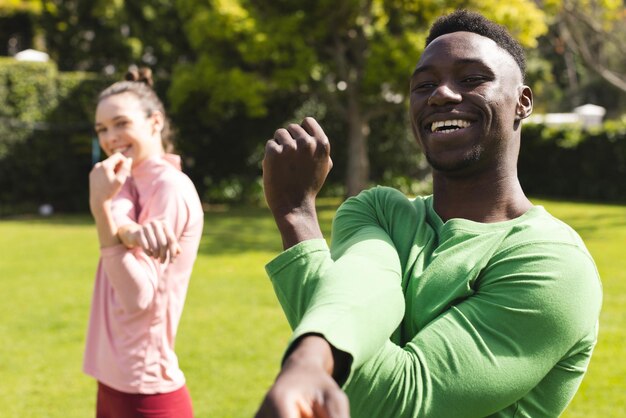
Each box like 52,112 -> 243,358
0,59 -> 110,215
518,122 -> 626,202
0,59 -> 107,214
0,58 -> 625,216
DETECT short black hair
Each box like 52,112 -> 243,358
425,10 -> 526,78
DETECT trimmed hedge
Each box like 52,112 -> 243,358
1,56 -> 624,214
0,58 -> 111,215
519,121 -> 626,202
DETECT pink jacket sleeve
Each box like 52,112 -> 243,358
100,175 -> 202,314
110,177 -> 139,227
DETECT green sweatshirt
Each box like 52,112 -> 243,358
266,187 -> 602,418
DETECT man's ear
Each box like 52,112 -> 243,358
516,85 -> 533,120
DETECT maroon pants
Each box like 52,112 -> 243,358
96,382 -> 194,418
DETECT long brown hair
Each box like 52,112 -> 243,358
98,67 -> 174,152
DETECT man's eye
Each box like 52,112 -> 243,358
462,76 -> 487,83
412,82 -> 437,91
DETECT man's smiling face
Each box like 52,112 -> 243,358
409,31 -> 525,176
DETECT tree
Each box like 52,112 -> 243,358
0,0 -> 41,14
171,0 -> 548,196
557,0 -> 626,93
524,0 -> 626,113
35,0 -> 193,74
0,1 -> 41,55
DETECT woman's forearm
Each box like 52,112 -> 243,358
90,200 -> 121,248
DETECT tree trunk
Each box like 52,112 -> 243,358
345,91 -> 370,197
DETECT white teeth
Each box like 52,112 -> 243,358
431,119 -> 471,132
111,146 -> 130,153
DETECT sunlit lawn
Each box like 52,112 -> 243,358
0,197 -> 623,417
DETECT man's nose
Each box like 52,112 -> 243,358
427,84 -> 462,106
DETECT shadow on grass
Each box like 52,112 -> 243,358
530,197 -> 626,238
549,212 -> 626,239
0,204 -> 334,256
199,200 -> 341,256
4,198 -> 624,253
0,213 -> 94,226
568,223 -> 626,240
200,207 -> 282,255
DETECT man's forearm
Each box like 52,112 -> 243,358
273,204 -> 324,250
285,334 -> 352,385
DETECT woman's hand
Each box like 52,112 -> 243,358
118,221 -> 182,263
88,154 -> 132,247
89,153 -> 132,212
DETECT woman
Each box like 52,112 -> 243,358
84,68 -> 203,418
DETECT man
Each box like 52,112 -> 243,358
256,10 -> 602,418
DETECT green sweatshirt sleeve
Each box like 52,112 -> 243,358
344,242 -> 601,417
266,187 -> 602,417
265,238 -> 332,331
266,188 -> 411,374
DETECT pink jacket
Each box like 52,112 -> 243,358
84,154 -> 203,394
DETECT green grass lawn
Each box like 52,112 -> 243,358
0,197 -> 623,417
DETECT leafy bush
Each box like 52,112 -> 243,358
0,58 -> 110,216
0,58 -> 57,157
519,120 -> 626,202
202,175 -> 264,205
2,56 -> 623,214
